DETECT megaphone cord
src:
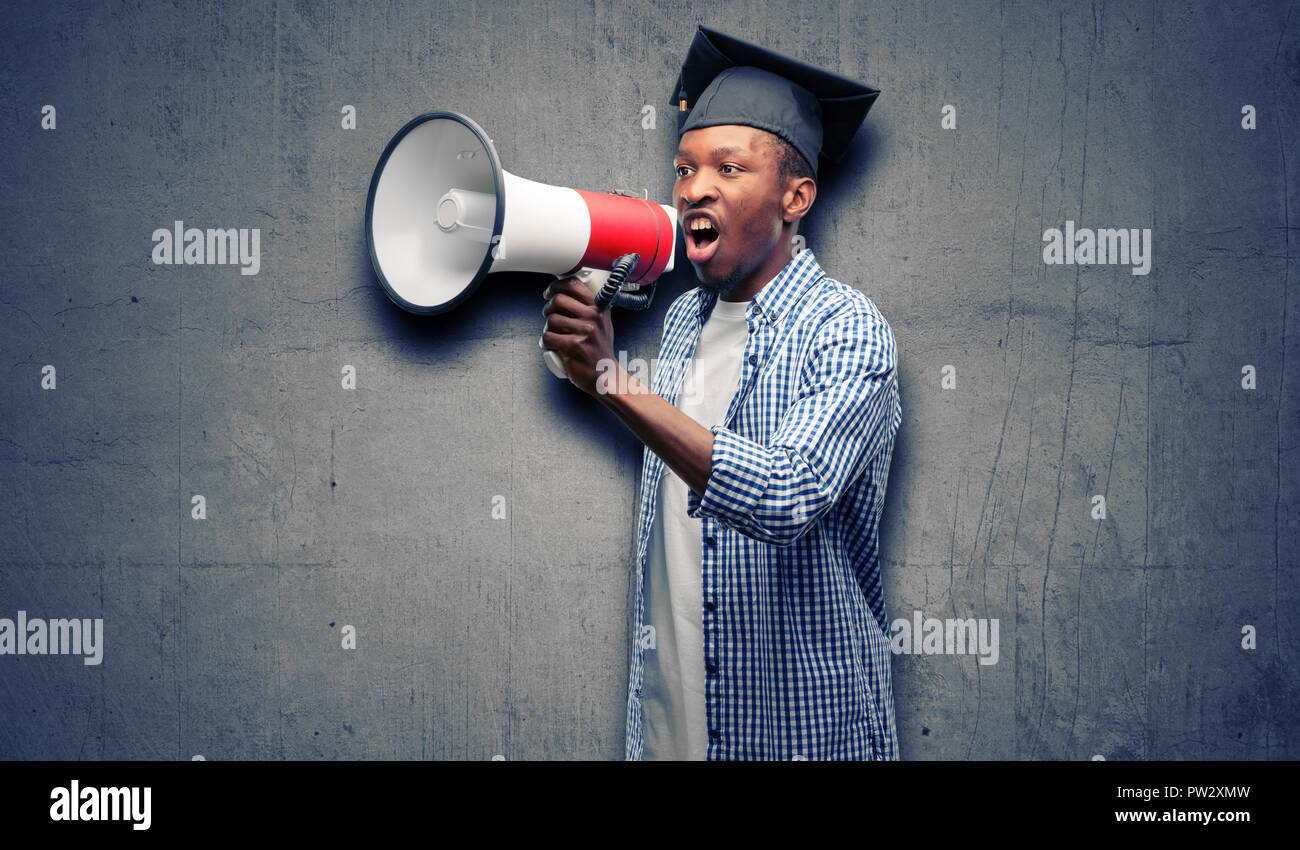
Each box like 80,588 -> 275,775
594,253 -> 640,311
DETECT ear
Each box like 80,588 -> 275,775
782,177 -> 817,224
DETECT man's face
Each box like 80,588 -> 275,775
674,124 -> 788,297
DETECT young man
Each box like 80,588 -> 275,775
542,26 -> 901,760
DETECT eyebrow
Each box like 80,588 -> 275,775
674,145 -> 747,161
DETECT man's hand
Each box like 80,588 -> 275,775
541,276 -> 616,396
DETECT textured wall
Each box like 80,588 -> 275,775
0,0 -> 1295,760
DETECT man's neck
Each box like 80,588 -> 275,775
719,229 -> 798,302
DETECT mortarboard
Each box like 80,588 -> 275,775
670,26 -> 880,177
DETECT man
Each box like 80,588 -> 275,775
541,26 -> 901,760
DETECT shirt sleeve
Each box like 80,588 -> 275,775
685,306 -> 898,546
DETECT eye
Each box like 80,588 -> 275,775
720,164 -> 739,174
675,165 -> 692,178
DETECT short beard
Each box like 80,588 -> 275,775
698,264 -> 745,299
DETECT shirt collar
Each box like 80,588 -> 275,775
694,249 -> 824,327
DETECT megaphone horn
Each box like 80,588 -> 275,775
365,112 -> 678,378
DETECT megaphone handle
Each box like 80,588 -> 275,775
540,267 -> 612,379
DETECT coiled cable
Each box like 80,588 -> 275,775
594,253 -> 640,311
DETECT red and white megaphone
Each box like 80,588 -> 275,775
365,112 -> 678,378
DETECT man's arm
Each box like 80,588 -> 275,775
597,368 -> 715,497
540,276 -> 715,495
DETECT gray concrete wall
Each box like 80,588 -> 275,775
0,0 -> 1295,760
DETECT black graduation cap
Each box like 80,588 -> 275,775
670,26 -> 880,177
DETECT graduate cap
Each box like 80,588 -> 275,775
670,26 -> 880,178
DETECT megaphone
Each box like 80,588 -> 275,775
365,112 -> 679,378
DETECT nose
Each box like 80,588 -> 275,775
678,172 -> 718,208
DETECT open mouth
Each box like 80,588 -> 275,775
685,215 -> 721,263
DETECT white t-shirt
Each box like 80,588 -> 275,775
640,295 -> 751,760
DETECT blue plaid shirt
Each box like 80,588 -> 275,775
624,249 -> 902,760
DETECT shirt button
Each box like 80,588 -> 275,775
704,600 -> 716,611
635,688 -> 642,698
748,354 -> 758,365
706,662 -> 718,676
709,729 -> 721,741
704,536 -> 716,547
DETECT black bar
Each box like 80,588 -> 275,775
0,760 -> 1287,837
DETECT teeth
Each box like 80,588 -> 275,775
690,219 -> 714,232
